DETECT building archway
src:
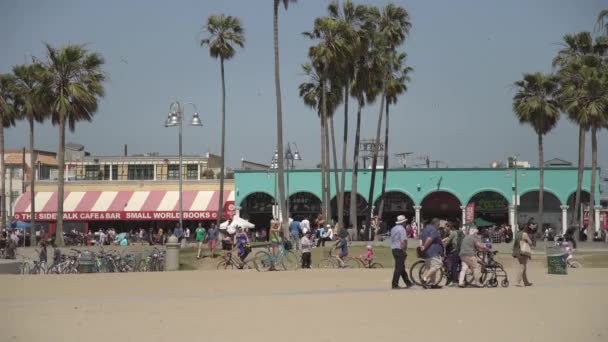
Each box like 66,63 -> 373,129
519,190 -> 561,230
330,192 -> 368,227
240,192 -> 275,232
566,190 -> 592,228
468,191 -> 509,225
373,191 -> 415,228
420,191 -> 461,222
289,192 -> 321,221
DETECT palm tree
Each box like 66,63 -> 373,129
553,32 -> 594,227
0,74 -> 17,231
201,14 -> 245,231
45,45 -> 106,245
274,0 -> 296,234
597,9 -> 608,34
13,62 -> 49,246
304,16 -> 350,221
513,72 -> 560,235
43,44 -> 106,245
365,3 -> 411,235
328,0 -> 367,230
298,62 -> 343,220
378,52 -> 412,220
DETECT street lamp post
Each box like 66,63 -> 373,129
164,101 -> 203,232
509,155 -> 519,233
270,142 -> 301,221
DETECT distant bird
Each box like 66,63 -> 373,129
120,57 -> 128,64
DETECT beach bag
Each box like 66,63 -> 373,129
519,239 -> 531,257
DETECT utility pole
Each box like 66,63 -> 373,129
394,152 -> 413,168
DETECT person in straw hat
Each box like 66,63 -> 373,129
390,214 -> 414,289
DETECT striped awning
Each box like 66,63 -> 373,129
12,190 -> 235,221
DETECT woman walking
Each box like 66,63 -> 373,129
512,225 -> 533,287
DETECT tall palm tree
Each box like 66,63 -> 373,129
597,9 -> 608,35
13,62 -> 49,246
0,74 -> 17,230
553,32 -> 594,227
328,0 -> 367,230
274,0 -> 296,234
304,16 -> 350,221
43,44 -> 106,245
365,3 -> 411,235
378,52 -> 412,220
513,72 -> 560,234
201,14 -> 245,231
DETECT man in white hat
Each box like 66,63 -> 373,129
390,214 -> 413,289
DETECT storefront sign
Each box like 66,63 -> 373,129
465,203 -> 475,223
14,211 -> 220,221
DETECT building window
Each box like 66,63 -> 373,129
85,165 -> 100,180
38,165 -> 51,180
102,165 -> 118,180
168,164 -> 180,180
186,164 -> 198,180
127,165 -> 154,180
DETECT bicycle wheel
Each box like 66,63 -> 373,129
281,251 -> 299,271
216,260 -> 234,270
241,259 -> 258,271
569,260 -> 582,268
137,259 -> 149,272
418,262 -> 444,286
409,260 -> 425,286
254,251 -> 274,271
343,257 -> 360,269
318,258 -> 338,269
370,263 -> 383,269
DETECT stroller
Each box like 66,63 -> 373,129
477,244 -> 509,287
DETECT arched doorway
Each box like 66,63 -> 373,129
330,192 -> 369,227
240,192 -> 275,234
420,191 -> 461,222
566,190 -> 592,231
289,192 -> 321,221
468,191 -> 509,225
519,190 -> 561,231
373,191 -> 415,228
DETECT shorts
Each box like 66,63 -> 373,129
271,241 -> 280,247
425,256 -> 442,268
208,240 -> 217,249
339,252 -> 348,258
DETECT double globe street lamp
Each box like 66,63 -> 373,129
164,101 -> 203,232
270,142 -> 301,221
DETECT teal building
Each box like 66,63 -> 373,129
235,167 -> 603,234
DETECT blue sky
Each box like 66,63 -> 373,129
1,0 -> 606,171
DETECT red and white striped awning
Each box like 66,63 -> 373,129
12,190 -> 235,221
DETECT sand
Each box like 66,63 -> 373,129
1,266 -> 607,342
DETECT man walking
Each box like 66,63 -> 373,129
443,223 -> 464,287
207,225 -> 219,258
195,223 -> 206,259
289,217 -> 302,250
390,215 -> 413,289
420,218 -> 444,289
458,226 -> 489,288
173,223 -> 184,242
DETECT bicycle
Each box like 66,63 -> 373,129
317,248 -> 359,269
409,255 -> 473,287
18,255 -> 46,275
254,243 -> 299,271
137,248 -> 165,272
355,256 -> 383,269
216,250 -> 258,271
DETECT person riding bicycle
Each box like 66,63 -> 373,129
361,245 -> 375,267
235,227 -> 250,263
335,233 -> 349,268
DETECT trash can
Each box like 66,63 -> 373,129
546,246 -> 567,275
79,251 -> 95,273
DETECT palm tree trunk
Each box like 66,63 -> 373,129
324,112 -> 331,220
365,94 -> 385,240
29,118 -> 36,247
55,114 -> 65,246
273,0 -> 288,236
588,127 -> 597,238
538,132 -> 544,236
0,123 -> 5,231
320,110 -> 329,219
215,58 -> 227,231
572,126 -> 585,233
338,84 -> 349,231
378,101 -> 390,221
350,103 -> 362,233
330,116 -> 339,226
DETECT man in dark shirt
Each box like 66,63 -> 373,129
419,218 -> 444,289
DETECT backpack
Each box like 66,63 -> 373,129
454,230 -> 465,254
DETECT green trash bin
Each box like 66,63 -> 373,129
79,251 -> 95,273
546,246 -> 567,275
